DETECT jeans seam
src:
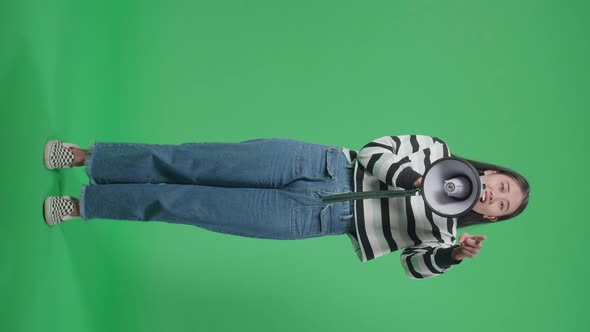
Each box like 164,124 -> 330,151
321,204 -> 331,234
84,141 -> 98,185
197,224 -> 274,239
291,208 -> 298,236
326,148 -> 337,180
80,185 -> 87,220
295,144 -> 303,176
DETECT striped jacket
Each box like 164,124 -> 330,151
341,135 -> 462,279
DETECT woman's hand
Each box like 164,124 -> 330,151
414,177 -> 423,188
452,232 -> 487,261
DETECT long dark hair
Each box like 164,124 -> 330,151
452,155 -> 531,228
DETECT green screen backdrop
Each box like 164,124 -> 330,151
1,0 -> 587,331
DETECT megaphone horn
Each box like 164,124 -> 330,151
422,157 -> 484,217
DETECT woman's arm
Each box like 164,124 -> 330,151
356,135 -> 450,190
400,233 -> 487,279
400,244 -> 462,279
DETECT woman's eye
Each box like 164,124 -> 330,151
501,183 -> 505,191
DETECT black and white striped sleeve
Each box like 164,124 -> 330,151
400,243 -> 462,279
356,135 -> 449,189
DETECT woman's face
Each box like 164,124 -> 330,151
472,170 -> 525,221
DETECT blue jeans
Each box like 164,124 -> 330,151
79,138 -> 356,240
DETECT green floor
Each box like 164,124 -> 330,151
1,1 -> 588,331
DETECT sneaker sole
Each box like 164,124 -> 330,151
43,197 -> 54,225
43,140 -> 58,169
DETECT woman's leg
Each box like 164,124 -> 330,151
84,139 -> 343,188
79,183 -> 354,239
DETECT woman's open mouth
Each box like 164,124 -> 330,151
480,190 -> 487,203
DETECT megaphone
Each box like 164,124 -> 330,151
321,157 -> 486,218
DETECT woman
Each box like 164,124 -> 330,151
42,135 -> 530,279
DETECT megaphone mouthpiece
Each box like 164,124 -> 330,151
444,176 -> 472,200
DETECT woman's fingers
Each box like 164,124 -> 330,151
460,242 -> 481,258
463,238 -> 483,249
461,235 -> 487,246
457,234 -> 487,259
458,232 -> 471,243
460,245 -> 476,258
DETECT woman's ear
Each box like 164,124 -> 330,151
483,170 -> 498,176
484,215 -> 498,222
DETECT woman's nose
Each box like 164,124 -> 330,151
491,188 -> 507,202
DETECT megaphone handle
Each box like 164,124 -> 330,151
321,188 -> 421,203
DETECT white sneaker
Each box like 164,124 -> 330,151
44,140 -> 80,169
43,196 -> 77,226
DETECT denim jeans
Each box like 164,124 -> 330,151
79,138 -> 356,240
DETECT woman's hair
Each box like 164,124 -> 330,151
452,155 -> 531,228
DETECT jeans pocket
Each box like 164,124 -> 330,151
295,144 -> 339,180
291,205 -> 332,238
